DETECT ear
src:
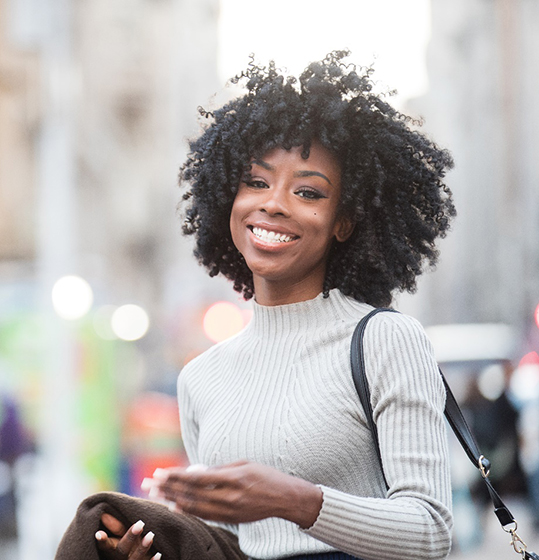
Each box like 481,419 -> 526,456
334,215 -> 355,242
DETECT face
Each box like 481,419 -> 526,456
230,142 -> 353,305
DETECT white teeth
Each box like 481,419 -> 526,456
252,227 -> 294,243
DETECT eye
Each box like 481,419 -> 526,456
244,180 -> 269,189
296,187 -> 327,200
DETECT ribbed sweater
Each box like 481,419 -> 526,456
177,290 -> 453,560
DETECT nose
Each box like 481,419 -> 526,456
260,185 -> 290,217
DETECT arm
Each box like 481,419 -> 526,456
302,313 -> 453,560
145,461 -> 323,528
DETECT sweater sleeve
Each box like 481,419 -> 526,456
177,364 -> 240,538
177,367 -> 200,466
302,313 -> 453,560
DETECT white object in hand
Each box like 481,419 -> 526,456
186,464 -> 209,473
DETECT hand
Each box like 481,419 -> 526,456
95,513 -> 162,560
141,460 -> 323,529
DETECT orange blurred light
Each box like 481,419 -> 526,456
203,301 -> 245,342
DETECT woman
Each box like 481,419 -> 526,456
95,50 -> 455,560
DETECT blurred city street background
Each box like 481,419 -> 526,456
1,0 -> 539,558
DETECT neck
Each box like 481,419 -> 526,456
253,279 -> 324,306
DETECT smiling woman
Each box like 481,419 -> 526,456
59,50 -> 456,560
169,50 -> 453,560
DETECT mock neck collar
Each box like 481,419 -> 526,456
246,289 -> 371,336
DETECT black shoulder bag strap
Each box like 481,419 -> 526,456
350,307 -> 539,560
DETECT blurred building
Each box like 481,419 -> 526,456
1,0 -> 220,305
404,0 -> 539,330
1,0 -> 221,555
0,0 -> 226,393
0,1 -> 39,262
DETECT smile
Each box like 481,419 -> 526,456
250,227 -> 297,244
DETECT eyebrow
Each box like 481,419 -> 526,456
251,159 -> 273,171
251,160 -> 333,185
294,170 -> 332,185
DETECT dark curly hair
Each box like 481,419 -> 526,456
180,50 -> 455,307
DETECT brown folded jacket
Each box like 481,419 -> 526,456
55,491 -> 248,560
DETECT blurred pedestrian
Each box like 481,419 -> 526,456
0,394 -> 31,538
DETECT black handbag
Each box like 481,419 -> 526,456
350,307 -> 539,560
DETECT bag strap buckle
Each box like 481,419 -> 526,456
503,522 -> 528,558
478,454 -> 491,478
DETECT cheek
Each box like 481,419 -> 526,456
229,201 -> 243,249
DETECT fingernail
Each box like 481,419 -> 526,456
141,477 -> 154,491
152,553 -> 162,560
132,520 -> 145,535
95,531 -> 104,541
153,468 -> 167,479
142,531 -> 155,547
186,463 -> 208,473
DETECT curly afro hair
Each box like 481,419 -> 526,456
180,50 -> 455,307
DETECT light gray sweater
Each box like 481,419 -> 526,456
177,289 -> 453,560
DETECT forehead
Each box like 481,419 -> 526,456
252,143 -> 341,183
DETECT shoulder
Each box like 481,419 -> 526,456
362,310 -> 440,387
327,291 -> 429,341
359,311 -> 445,413
363,309 -> 433,351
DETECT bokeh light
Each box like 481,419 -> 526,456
510,353 -> 539,403
51,275 -> 94,320
519,351 -> 539,368
111,304 -> 150,341
203,301 -> 244,342
477,363 -> 505,401
535,303 -> 539,329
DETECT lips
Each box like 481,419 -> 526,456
248,225 -> 299,244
